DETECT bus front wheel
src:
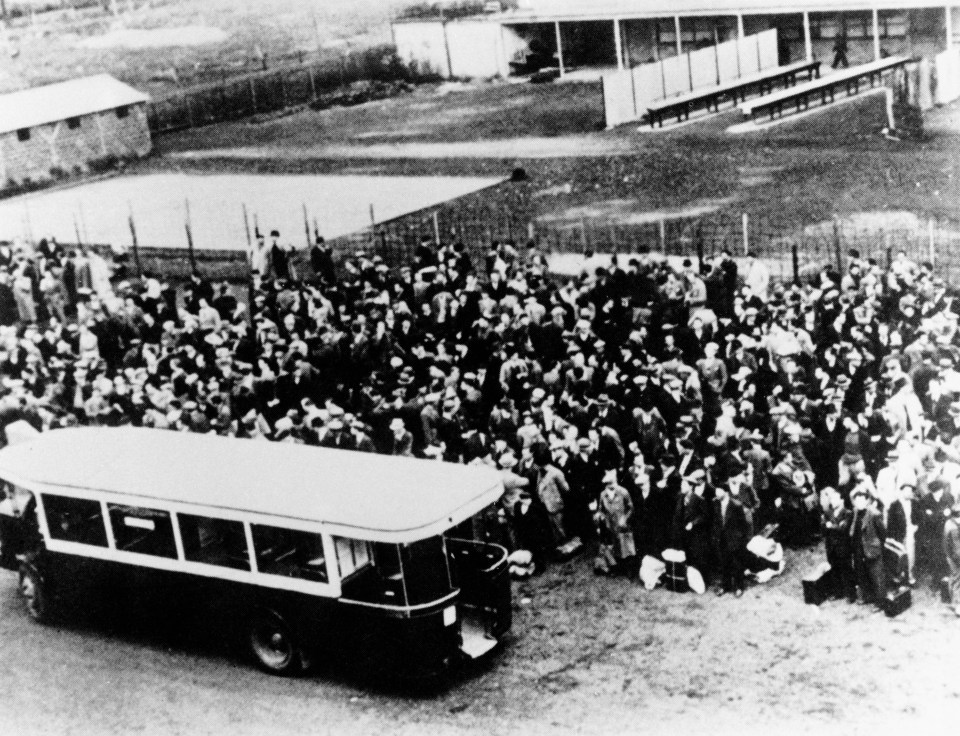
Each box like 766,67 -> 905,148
19,565 -> 48,623
248,610 -> 301,676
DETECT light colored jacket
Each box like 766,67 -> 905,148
537,464 -> 569,515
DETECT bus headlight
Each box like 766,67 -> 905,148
443,605 -> 456,627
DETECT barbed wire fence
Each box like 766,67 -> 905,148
64,208 -> 960,289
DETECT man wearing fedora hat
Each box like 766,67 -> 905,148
673,469 -> 711,581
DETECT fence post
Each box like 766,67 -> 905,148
929,217 -> 936,265
433,211 -> 440,245
741,212 -> 749,254
659,218 -> 667,253
249,77 -> 258,113
833,217 -> 843,272
527,221 -> 535,242
791,242 -> 799,284
581,216 -> 589,252
308,65 -> 316,100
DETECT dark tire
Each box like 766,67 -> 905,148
247,610 -> 301,676
19,565 -> 48,623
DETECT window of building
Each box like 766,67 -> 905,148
179,514 -> 250,571
66,117 -> 81,130
16,128 -> 30,142
116,106 -> 130,119
252,524 -> 328,583
334,536 -> 371,579
107,504 -> 177,558
43,494 -> 108,547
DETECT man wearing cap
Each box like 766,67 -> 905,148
916,478 -> 955,587
712,478 -> 750,597
821,486 -> 856,602
598,469 -> 636,575
850,487 -> 886,608
565,436 -> 600,543
388,417 -> 414,457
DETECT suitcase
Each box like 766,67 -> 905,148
884,586 -> 912,618
662,549 -> 688,593
802,568 -> 831,606
556,537 -> 583,561
883,540 -> 909,589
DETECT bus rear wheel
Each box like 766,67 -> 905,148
248,610 -> 301,676
19,565 -> 48,623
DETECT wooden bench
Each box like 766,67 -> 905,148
646,59 -> 821,128
739,56 -> 911,122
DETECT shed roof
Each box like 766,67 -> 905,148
0,428 -> 504,543
0,74 -> 149,135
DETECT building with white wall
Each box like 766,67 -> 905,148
393,1 -> 960,79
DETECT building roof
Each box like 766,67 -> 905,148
0,74 -> 149,136
0,428 -> 504,543
480,0 -> 947,22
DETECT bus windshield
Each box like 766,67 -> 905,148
398,537 -> 452,606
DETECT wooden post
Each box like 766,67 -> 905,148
128,202 -> 142,278
791,242 -> 799,284
674,16 -> 683,55
833,217 -> 843,272
555,22 -> 565,77
369,203 -> 376,247
433,211 -> 441,245
873,9 -> 881,61
73,215 -> 83,249
78,203 -> 90,245
742,213 -> 749,254
803,12 -> 813,62
185,198 -> 196,274
249,77 -> 257,113
659,218 -> 667,252
308,65 -> 316,100
243,204 -> 252,253
527,221 -> 535,241
929,217 -> 936,265
614,19 -> 624,70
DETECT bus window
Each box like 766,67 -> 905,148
251,524 -> 328,583
107,504 -> 177,558
334,537 -> 370,579
43,494 -> 108,547
179,514 -> 250,571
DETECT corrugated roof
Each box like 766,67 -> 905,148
0,74 -> 149,135
0,428 -> 504,543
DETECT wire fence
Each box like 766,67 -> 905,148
145,44 -> 405,135
69,208 -> 960,288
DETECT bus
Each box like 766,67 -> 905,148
0,427 -> 512,681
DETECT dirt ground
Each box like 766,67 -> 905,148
1,546 -> 959,736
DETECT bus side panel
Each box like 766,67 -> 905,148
328,602 -> 461,681
33,550 -> 459,680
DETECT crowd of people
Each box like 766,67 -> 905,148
2,230 -> 960,615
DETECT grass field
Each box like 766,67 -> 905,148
152,82 -> 960,279
0,0 -> 393,95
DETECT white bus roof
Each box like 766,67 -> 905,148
0,428 -> 504,543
